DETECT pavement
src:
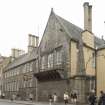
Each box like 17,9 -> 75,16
0,99 -> 73,105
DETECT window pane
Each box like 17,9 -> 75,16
48,53 -> 53,68
92,53 -> 95,68
41,56 -> 45,70
56,50 -> 62,65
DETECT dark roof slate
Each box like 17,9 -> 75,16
94,36 -> 105,47
55,14 -> 83,41
5,48 -> 38,70
55,12 -> 105,47
97,44 -> 105,50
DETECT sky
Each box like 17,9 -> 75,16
0,0 -> 105,56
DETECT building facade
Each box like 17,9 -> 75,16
96,46 -> 105,97
34,3 -> 99,102
3,34 -> 39,100
0,55 -> 11,97
2,2 -> 105,103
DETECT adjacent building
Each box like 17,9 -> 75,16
3,34 -> 39,100
0,55 -> 11,97
96,45 -> 105,97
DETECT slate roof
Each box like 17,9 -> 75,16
5,48 -> 38,70
55,14 -> 83,41
94,36 -> 105,47
97,44 -> 105,50
54,11 -> 105,47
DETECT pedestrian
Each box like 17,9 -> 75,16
98,91 -> 105,105
70,92 -> 74,103
88,92 -> 96,105
16,94 -> 20,100
29,93 -> 33,101
10,96 -> 13,101
53,93 -> 58,104
73,93 -> 78,104
13,94 -> 16,100
2,93 -> 5,99
64,92 -> 69,105
11,94 -> 16,101
48,94 -> 53,105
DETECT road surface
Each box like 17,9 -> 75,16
0,99 -> 72,105
0,101 -> 24,105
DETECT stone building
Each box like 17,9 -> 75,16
96,45 -> 105,97
3,2 -> 105,103
0,55 -> 11,97
34,2 -> 105,102
3,34 -> 39,100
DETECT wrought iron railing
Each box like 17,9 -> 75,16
39,62 -> 66,72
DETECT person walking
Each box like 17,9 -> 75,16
11,94 -> 16,101
98,91 -> 105,105
70,92 -> 74,103
88,92 -> 96,105
48,94 -> 53,105
73,93 -> 78,104
53,93 -> 58,104
29,93 -> 33,101
2,93 -> 5,99
64,92 -> 69,105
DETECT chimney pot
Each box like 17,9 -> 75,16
11,48 -> 25,61
83,2 -> 92,32
83,2 -> 89,6
28,34 -> 39,53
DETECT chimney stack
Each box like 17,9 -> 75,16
28,34 -> 39,53
83,2 -> 92,32
11,48 -> 25,61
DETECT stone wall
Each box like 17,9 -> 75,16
38,80 -> 68,101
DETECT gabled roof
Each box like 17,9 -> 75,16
39,9 -> 83,47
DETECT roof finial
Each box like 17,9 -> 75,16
51,8 -> 54,13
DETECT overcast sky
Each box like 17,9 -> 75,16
0,0 -> 105,56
